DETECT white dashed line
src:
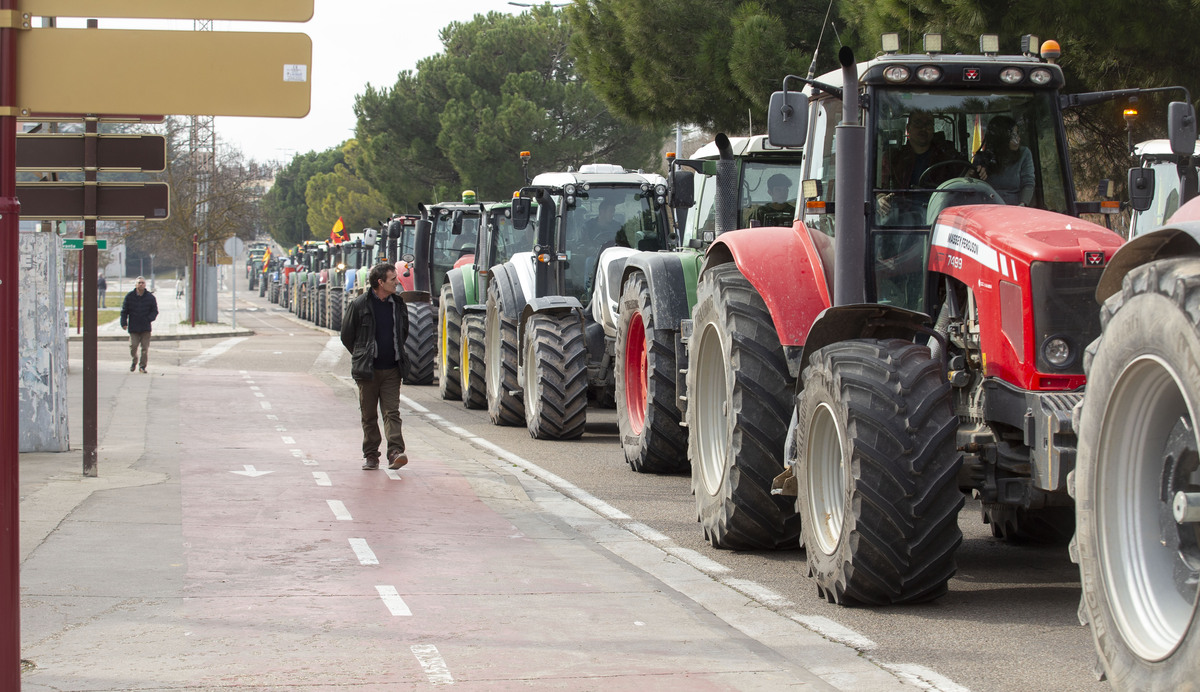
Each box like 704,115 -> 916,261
313,472 -> 331,487
260,401 -> 273,410
790,614 -> 877,651
302,459 -> 319,466
327,500 -> 352,521
398,394 -> 429,413
385,469 -> 403,481
266,414 -> 278,420
290,449 -> 303,457
376,585 -> 412,616
626,522 -> 669,542
254,392 -> 264,398
184,336 -> 248,367
348,538 -> 378,565
281,436 -> 295,445
411,644 -> 454,685
881,663 -> 971,692
249,386 -> 260,391
723,578 -> 791,608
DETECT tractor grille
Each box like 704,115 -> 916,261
1029,261 -> 1105,375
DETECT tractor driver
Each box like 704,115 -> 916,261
877,110 -> 968,218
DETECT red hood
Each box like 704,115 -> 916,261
935,205 -> 1123,263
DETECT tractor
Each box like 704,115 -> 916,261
492,164 -> 671,439
612,134 -> 803,472
680,29 -> 1193,625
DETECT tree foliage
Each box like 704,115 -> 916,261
354,5 -> 668,210
305,143 -> 392,240
261,146 -> 345,247
567,0 -> 837,132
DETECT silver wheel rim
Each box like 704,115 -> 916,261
806,402 -> 846,556
486,305 -> 500,400
460,320 -> 470,393
524,330 -> 538,411
1098,355 -> 1199,661
694,322 -> 729,497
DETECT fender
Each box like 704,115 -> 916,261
446,267 -> 468,312
591,246 -> 638,338
399,289 -> 432,304
620,249 -> 702,330
488,262 -> 527,320
800,305 -> 934,376
704,223 -> 833,377
1096,220 -> 1200,302
461,266 -> 479,306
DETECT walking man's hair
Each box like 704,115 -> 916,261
368,263 -> 396,290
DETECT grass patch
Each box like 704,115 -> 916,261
68,310 -> 120,329
66,294 -> 122,309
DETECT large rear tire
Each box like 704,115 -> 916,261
404,301 -> 436,386
795,338 -> 963,605
523,312 -> 588,440
616,271 -> 688,473
686,263 -> 799,550
316,286 -> 327,328
1073,257 -> 1200,690
485,277 -> 524,426
438,283 -> 463,399
328,287 -> 344,332
460,312 -> 487,409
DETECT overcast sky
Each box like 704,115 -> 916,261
58,1 -> 535,163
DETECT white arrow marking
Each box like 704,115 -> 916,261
230,465 -> 273,478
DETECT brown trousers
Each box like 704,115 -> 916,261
129,331 -> 151,369
357,366 -> 405,461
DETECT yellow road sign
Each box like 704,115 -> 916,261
15,29 -> 311,117
18,0 -> 314,22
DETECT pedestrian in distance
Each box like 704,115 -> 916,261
97,272 -> 107,307
340,263 -> 411,470
120,276 -> 158,373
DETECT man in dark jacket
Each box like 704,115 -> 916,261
340,263 -> 411,470
120,276 -> 158,373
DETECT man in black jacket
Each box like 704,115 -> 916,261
340,263 -> 411,470
120,276 -> 158,373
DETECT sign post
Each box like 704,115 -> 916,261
0,0 -> 18,686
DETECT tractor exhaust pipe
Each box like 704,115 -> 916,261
414,203 -> 432,293
714,133 -> 737,235
833,45 -> 868,307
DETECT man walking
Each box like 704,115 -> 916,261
120,276 -> 158,373
340,263 -> 410,470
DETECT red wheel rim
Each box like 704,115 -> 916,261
624,311 -> 648,435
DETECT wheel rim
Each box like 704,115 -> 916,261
486,306 -> 500,400
438,302 -> 449,380
524,331 -> 537,408
460,320 -> 471,393
806,402 -> 847,556
624,310 -> 648,435
694,322 -> 729,497
1098,355 -> 1199,661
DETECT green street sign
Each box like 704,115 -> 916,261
62,238 -> 108,250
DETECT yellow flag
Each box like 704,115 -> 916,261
971,114 -> 983,155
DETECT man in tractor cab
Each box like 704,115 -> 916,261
749,173 -> 797,227
877,109 -> 968,219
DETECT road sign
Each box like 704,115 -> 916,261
20,0 -> 314,21
15,29 -> 311,118
16,134 -> 166,172
62,238 -> 108,250
223,236 -> 245,258
18,183 -> 169,220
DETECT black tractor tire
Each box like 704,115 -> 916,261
259,277 -> 267,297
460,312 -> 487,409
795,338 -> 963,606
1073,257 -> 1200,690
981,503 -> 1074,544
616,271 -> 688,473
523,312 -> 588,440
316,286 -> 327,328
404,301 -> 436,386
686,263 -> 800,550
485,277 -> 524,426
437,283 -> 463,399
328,287 -> 344,333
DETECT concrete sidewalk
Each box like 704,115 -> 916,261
21,291 -> 913,691
71,278 -> 255,342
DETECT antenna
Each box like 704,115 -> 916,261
806,0 -> 838,81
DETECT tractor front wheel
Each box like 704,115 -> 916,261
460,312 -> 487,409
523,312 -> 588,440
438,283 -> 463,399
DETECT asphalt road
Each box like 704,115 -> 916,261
180,290 -> 1106,691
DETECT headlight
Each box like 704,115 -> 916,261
564,183 -> 576,196
916,66 -> 942,83
654,183 -> 667,197
1029,68 -> 1052,86
883,66 -> 910,83
1042,337 -> 1072,367
999,67 -> 1024,84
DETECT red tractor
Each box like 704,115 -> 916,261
683,34 -> 1195,684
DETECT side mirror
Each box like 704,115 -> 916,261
767,90 -> 809,148
512,197 -> 532,230
670,169 -> 695,208
451,210 -> 464,235
1168,101 -> 1197,157
1128,167 -> 1155,212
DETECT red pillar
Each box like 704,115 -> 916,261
0,0 -> 22,684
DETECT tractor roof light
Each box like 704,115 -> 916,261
883,65 -> 911,83
923,33 -> 943,54
564,183 -> 577,196
980,34 -> 1000,55
916,66 -> 942,83
802,179 -> 822,199
881,33 -> 901,54
1020,35 -> 1039,56
999,67 -> 1024,85
1124,99 -> 1140,124
462,190 -> 476,203
520,150 -> 531,162
666,152 -> 676,161
1029,68 -> 1053,86
654,183 -> 667,197
1040,39 -> 1061,62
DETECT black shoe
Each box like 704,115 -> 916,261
130,363 -> 136,372
139,367 -> 147,373
361,458 -> 379,470
387,451 -> 408,470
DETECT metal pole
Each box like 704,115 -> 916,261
82,118 -> 97,477
0,0 -> 22,683
230,247 -> 236,330
190,234 -> 197,327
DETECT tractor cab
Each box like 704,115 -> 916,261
421,193 -> 487,298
